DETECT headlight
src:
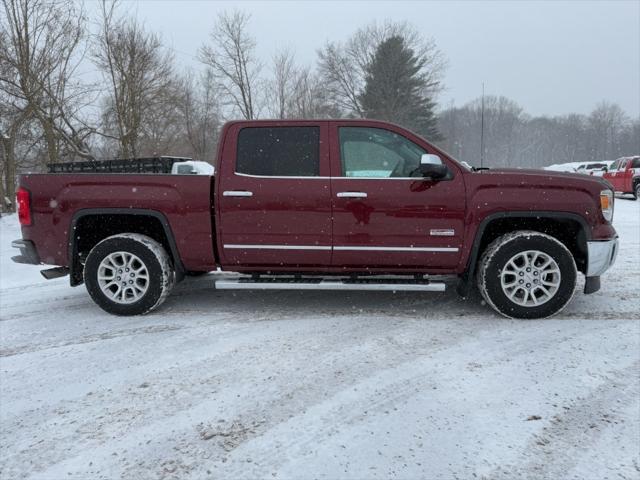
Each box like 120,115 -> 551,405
600,190 -> 614,222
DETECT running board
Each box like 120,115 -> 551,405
215,278 -> 446,292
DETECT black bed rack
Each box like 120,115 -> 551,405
47,156 -> 192,174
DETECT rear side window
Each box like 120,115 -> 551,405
630,158 -> 640,168
236,126 -> 320,176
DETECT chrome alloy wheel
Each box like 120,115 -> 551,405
97,251 -> 150,304
500,250 -> 561,307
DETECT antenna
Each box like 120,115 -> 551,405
480,82 -> 485,169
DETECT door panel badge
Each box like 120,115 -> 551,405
430,229 -> 455,237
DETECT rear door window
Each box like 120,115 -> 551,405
236,127 -> 320,177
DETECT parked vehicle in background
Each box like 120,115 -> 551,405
603,156 -> 640,199
575,161 -> 612,177
11,120 -> 619,319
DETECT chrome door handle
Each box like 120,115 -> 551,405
223,191 -> 253,197
337,192 -> 368,198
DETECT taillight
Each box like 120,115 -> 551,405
16,187 -> 31,226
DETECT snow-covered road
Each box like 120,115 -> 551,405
1,200 -> 639,479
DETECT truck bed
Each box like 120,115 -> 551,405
18,173 -> 217,273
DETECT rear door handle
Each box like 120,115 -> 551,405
223,191 -> 253,197
336,192 -> 368,198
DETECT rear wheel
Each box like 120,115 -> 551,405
634,182 -> 639,200
84,234 -> 175,315
477,231 -> 577,319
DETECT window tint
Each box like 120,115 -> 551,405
630,158 -> 640,168
339,127 -> 426,178
237,127 -> 320,176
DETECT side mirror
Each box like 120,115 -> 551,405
419,154 -> 448,180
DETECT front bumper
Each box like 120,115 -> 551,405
11,239 -> 40,265
586,238 -> 618,277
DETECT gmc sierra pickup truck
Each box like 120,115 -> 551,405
12,119 -> 619,319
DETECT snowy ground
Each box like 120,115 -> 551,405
1,200 -> 639,480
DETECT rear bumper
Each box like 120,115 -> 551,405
11,239 -> 40,265
586,238 -> 618,277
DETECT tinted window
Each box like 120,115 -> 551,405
237,127 -> 320,176
339,127 -> 426,178
630,158 -> 640,168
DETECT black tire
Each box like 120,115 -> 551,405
634,182 -> 639,200
477,231 -> 577,319
84,233 -> 175,315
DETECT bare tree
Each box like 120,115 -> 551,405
0,0 -> 95,164
267,48 -> 296,119
288,66 -> 339,119
317,20 -> 446,118
93,0 -> 174,158
588,101 -> 629,160
0,100 -> 27,211
199,10 -> 261,120
179,68 -> 221,162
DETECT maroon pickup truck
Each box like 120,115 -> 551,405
12,119 -> 618,319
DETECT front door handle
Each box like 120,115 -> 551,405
223,191 -> 253,197
336,192 -> 368,198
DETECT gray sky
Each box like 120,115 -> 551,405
120,0 -> 639,118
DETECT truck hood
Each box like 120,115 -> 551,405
474,168 -> 613,190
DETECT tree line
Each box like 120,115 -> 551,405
1,0 -> 638,211
438,97 -> 639,169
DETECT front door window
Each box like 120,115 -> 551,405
339,127 -> 426,178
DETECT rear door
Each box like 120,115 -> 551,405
216,122 -> 332,268
328,122 -> 466,271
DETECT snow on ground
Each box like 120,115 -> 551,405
1,200 -> 639,479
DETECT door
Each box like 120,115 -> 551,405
216,122 -> 332,268
621,157 -> 640,192
606,158 -> 624,191
329,123 -> 466,271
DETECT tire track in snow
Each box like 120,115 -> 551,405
487,360 -> 640,480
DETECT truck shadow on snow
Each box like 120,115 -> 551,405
160,274 -> 490,319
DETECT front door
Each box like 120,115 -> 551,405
217,122 -> 332,268
329,123 -> 466,271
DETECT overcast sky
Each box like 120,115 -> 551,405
111,0 -> 639,118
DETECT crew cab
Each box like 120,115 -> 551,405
603,155 -> 640,199
12,120 -> 619,319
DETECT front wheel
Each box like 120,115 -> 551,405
84,233 -> 175,315
477,231 -> 577,319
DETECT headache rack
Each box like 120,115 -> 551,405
47,156 -> 192,174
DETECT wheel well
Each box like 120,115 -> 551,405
476,217 -> 588,274
70,213 -> 180,285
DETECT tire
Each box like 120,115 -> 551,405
84,233 -> 175,315
477,231 -> 577,319
634,182 -> 639,200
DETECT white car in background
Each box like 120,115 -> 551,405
575,161 -> 613,177
544,161 -> 612,176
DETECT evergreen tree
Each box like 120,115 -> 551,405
360,36 -> 442,141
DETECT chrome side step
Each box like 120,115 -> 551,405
215,278 -> 446,292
